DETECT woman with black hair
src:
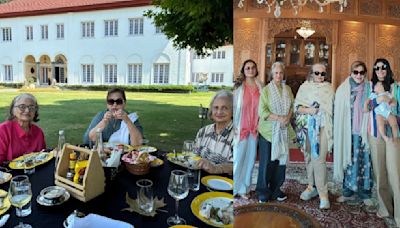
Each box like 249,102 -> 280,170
367,58 -> 400,226
233,59 -> 263,199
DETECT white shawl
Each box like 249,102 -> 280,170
108,113 -> 139,145
333,77 -> 370,182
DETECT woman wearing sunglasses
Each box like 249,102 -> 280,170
0,93 -> 46,164
294,63 -> 334,209
83,88 -> 143,146
334,61 -> 373,206
367,58 -> 400,225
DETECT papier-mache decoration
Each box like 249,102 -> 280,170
121,193 -> 166,217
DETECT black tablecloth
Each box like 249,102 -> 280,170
2,152 -> 231,227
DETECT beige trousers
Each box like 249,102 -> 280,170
369,135 -> 400,226
304,128 -> 328,197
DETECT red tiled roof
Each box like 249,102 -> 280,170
0,0 -> 151,18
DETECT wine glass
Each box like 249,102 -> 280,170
9,175 -> 33,228
167,170 -> 189,226
182,140 -> 194,157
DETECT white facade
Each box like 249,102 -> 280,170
0,5 -> 233,86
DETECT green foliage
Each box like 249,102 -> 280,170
0,83 -> 24,88
145,0 -> 233,56
60,84 -> 194,93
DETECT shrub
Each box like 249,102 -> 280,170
60,84 -> 194,93
0,83 -> 24,88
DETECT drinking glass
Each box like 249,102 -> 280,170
9,175 -> 32,228
23,154 -> 35,175
167,170 -> 189,226
182,140 -> 194,157
136,179 -> 154,213
187,168 -> 201,191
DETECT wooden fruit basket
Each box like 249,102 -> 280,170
124,162 -> 150,175
55,144 -> 105,202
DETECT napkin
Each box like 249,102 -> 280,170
68,213 -> 133,228
122,193 -> 167,217
0,214 -> 9,227
106,150 -> 122,167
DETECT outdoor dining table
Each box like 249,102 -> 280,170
1,150 -> 229,227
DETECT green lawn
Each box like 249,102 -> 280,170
0,89 -> 214,152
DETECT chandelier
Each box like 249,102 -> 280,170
238,0 -> 348,17
296,20 -> 315,39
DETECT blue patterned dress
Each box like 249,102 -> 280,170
342,80 -> 373,198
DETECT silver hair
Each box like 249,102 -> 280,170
7,93 -> 40,122
268,61 -> 286,81
208,90 -> 233,120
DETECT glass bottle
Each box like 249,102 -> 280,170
94,128 -> 106,164
55,130 -> 65,173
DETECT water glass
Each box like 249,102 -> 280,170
9,175 -> 33,228
182,140 -> 194,156
136,179 -> 154,213
187,168 -> 201,191
23,154 -> 35,175
167,170 -> 189,226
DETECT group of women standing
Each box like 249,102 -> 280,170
233,58 -> 400,226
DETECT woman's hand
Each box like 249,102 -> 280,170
102,111 -> 113,123
196,159 -> 221,174
113,109 -> 128,121
308,107 -> 319,115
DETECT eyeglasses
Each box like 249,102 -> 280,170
14,104 -> 37,112
107,99 -> 124,105
313,71 -> 327,77
374,65 -> 387,71
352,70 -> 365,75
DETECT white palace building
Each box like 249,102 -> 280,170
0,0 -> 233,87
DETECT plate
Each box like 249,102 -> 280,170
0,190 -> 10,216
169,225 -> 197,228
191,192 -> 233,228
166,152 -> 201,169
150,158 -> 164,167
131,145 -> 157,153
9,152 -> 54,170
37,186 -> 70,206
103,142 -> 133,152
0,172 -> 12,184
201,176 -> 233,191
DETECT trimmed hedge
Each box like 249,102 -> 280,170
0,83 -> 24,88
60,84 -> 195,93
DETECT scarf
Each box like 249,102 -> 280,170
108,113 -> 138,144
333,77 -> 370,182
308,110 -> 324,159
294,81 -> 334,152
350,78 -> 365,135
267,81 -> 291,165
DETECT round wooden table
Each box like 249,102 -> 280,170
234,203 -> 321,228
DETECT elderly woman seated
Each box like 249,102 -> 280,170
83,88 -> 143,146
0,93 -> 46,164
194,90 -> 234,174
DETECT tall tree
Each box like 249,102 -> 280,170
145,0 -> 232,55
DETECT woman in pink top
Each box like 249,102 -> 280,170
233,59 -> 263,199
0,93 -> 46,164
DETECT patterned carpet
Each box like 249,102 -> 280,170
234,163 -> 398,228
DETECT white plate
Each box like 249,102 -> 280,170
207,179 -> 232,191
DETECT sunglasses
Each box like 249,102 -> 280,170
107,98 -> 124,105
374,65 -> 387,71
313,71 -> 327,77
352,70 -> 365,75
